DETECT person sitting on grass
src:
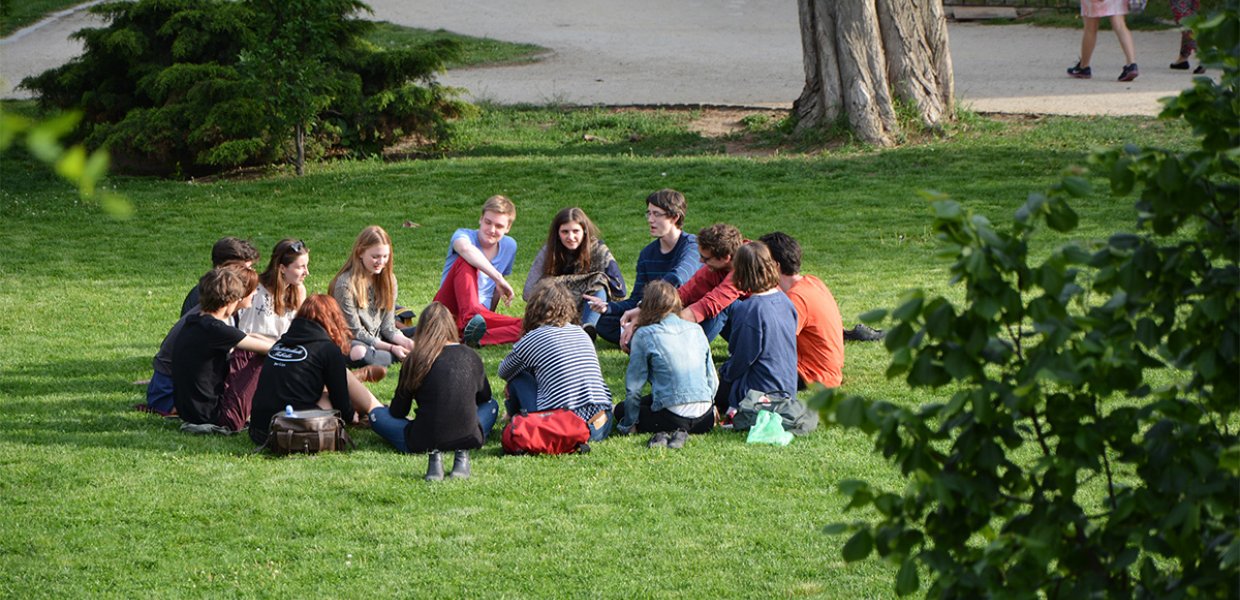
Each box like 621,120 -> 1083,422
330,225 -> 413,380
614,280 -> 718,449
523,207 -> 626,340
586,189 -> 700,348
172,264 -> 275,432
138,258 -> 251,417
225,238 -> 311,431
714,241 -> 799,424
759,232 -> 844,389
181,236 -> 259,316
248,294 -> 385,447
613,222 -> 746,349
499,282 -> 614,441
140,237 -> 257,416
368,302 -> 499,481
432,195 -> 522,346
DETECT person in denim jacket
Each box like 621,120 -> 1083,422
614,280 -> 718,448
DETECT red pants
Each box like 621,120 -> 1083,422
433,258 -> 522,345
219,349 -> 263,431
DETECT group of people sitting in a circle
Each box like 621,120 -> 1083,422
138,189 -> 847,480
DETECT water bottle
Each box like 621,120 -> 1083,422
285,405 -> 295,417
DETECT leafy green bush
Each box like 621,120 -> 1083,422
815,3 -> 1239,597
21,0 -> 466,176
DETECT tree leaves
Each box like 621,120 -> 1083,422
815,4 -> 1240,596
20,0 -> 465,176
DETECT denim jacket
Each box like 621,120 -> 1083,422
619,313 -> 719,433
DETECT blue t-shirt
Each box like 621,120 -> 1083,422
440,228 -> 517,308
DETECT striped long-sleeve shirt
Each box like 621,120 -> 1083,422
498,324 -> 612,420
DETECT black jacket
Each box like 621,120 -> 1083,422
249,318 -> 353,445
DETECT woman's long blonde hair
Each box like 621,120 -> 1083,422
396,302 -> 460,393
330,226 -> 396,312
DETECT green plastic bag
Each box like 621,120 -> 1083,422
746,410 -> 793,446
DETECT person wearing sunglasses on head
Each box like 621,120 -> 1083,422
220,238 -> 311,431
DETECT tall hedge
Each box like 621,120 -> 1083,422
21,0 -> 465,176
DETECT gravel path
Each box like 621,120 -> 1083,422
1,0 -> 1208,116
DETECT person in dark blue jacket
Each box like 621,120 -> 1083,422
714,241 -> 799,423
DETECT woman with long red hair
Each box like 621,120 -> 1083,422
249,294 -> 383,446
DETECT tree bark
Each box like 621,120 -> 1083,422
295,122 -> 305,176
794,0 -> 953,146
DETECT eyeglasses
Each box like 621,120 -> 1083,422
646,209 -> 669,219
290,240 -> 306,253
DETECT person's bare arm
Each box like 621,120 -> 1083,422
235,334 -> 274,354
452,236 -> 514,305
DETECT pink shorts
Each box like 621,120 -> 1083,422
1081,0 -> 1129,18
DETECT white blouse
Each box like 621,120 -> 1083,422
235,285 -> 295,339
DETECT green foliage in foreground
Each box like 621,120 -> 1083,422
817,6 -> 1239,597
0,106 -> 1200,597
21,0 -> 466,176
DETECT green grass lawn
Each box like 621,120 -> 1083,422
0,0 -> 81,37
0,106 -> 1197,597
2,5 -> 547,70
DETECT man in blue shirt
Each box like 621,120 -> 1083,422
586,189 -> 700,347
433,195 -> 523,345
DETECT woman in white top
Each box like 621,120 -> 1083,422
223,238 -> 309,425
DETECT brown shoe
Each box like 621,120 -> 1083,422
352,365 -> 387,383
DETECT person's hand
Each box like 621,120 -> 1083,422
496,277 -> 515,307
619,322 -> 634,353
584,294 -> 608,314
390,344 -> 409,361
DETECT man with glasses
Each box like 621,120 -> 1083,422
672,223 -> 747,342
586,189 -> 700,348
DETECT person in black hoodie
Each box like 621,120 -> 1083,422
250,294 -> 384,446
367,302 -> 499,481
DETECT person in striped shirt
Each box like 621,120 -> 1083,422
499,281 -> 614,440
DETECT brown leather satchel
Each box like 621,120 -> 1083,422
262,409 -> 354,455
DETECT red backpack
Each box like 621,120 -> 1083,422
502,409 -> 591,455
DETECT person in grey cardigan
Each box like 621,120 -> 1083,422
329,226 -> 413,375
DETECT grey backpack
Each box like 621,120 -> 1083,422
732,390 -> 819,436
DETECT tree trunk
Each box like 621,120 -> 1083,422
794,0 -> 954,146
295,122 -> 305,176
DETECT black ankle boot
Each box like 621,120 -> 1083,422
425,450 -> 444,481
450,450 -> 471,479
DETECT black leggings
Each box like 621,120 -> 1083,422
614,395 -> 715,434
